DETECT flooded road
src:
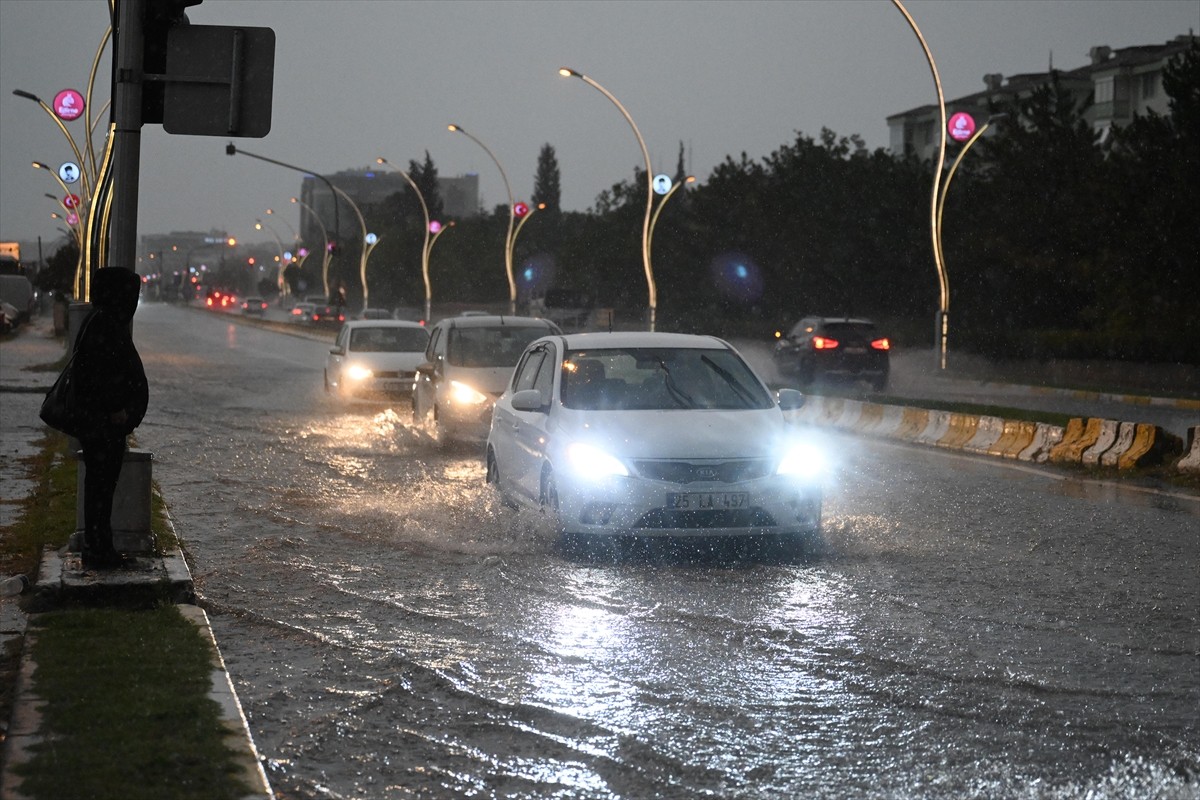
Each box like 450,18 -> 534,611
133,304 -> 1199,799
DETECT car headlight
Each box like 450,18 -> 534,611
346,364 -> 374,381
449,380 -> 489,405
776,441 -> 824,479
565,442 -> 629,479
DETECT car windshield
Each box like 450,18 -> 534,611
821,322 -> 878,341
447,325 -> 549,367
561,347 -> 773,410
349,327 -> 428,353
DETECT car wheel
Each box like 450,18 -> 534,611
486,449 -> 500,484
540,469 -> 559,514
323,370 -> 332,394
871,375 -> 888,393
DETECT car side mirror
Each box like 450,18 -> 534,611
511,389 -> 546,412
776,388 -> 805,410
416,362 -> 435,376
330,346 -> 344,356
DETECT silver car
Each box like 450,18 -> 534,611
486,331 -> 823,552
413,314 -> 561,442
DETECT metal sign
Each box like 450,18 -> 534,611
948,112 -> 976,142
429,221 -> 443,234
162,25 -> 276,137
653,174 -> 672,195
53,89 -> 85,121
63,193 -> 81,209
514,202 -> 530,217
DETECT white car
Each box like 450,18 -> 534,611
413,315 -> 562,441
486,332 -> 823,551
324,320 -> 429,400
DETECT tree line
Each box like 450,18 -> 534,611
36,45 -> 1199,365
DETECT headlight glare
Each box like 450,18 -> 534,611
566,442 -> 629,479
449,380 -> 489,405
346,364 -> 373,381
777,441 -> 824,479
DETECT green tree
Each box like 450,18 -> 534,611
532,143 -> 561,213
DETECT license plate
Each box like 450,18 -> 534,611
843,346 -> 866,354
666,492 -> 749,510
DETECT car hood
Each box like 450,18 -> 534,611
551,407 -> 786,461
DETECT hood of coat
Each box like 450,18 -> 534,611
91,267 -> 141,323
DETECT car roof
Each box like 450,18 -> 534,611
430,314 -> 557,330
339,319 -> 427,330
556,331 -> 731,350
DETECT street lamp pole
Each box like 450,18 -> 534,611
559,67 -> 656,330
255,219 -> 287,296
329,185 -> 377,311
291,197 -> 331,299
376,157 -> 434,322
891,0 -> 949,369
447,124 -> 518,315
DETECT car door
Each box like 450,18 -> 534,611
328,326 -> 350,386
494,345 -> 550,503
414,323 -> 444,417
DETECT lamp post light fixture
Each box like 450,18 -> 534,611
376,156 -> 437,322
15,90 -> 93,200
559,67 -> 657,330
34,160 -> 87,296
447,124 -> 520,315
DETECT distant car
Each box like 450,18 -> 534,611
289,301 -> 316,323
486,331 -> 822,552
357,308 -> 393,320
310,304 -> 346,326
241,297 -> 268,315
325,320 -> 430,400
772,316 -> 890,391
413,314 -> 562,441
205,290 -> 237,310
0,299 -> 18,333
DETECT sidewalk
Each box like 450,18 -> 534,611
0,312 -> 273,800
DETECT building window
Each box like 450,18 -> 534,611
1141,72 -> 1157,99
1094,77 -> 1114,104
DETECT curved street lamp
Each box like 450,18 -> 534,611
33,160 -> 87,295
447,124 -> 518,314
559,67 -> 656,330
329,184 -> 377,311
255,219 -> 287,296
291,196 -> 331,298
376,156 -> 435,322
891,0 -> 950,369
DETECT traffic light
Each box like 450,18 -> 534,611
142,0 -> 203,124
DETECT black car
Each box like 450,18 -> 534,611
773,316 -> 890,391
310,304 -> 346,326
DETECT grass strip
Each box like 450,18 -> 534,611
14,605 -> 252,800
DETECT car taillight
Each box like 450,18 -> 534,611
812,336 -> 839,350
870,338 -> 891,351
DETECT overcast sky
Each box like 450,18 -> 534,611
1,0 -> 1196,254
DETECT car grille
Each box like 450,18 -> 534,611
631,459 -> 772,484
373,371 -> 414,380
633,508 -> 778,529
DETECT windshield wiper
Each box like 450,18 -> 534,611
700,355 -> 757,408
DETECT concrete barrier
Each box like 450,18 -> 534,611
915,410 -> 952,446
937,413 -> 979,450
1178,427 -> 1200,473
963,415 -> 1005,455
1050,418 -> 1102,464
1113,423 -> 1182,469
894,407 -> 930,442
1081,419 -> 1122,466
988,419 -> 1038,459
1019,422 -> 1065,462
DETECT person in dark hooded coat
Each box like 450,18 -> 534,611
74,267 -> 149,568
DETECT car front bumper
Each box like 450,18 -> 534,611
555,473 -> 821,537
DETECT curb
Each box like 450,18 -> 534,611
796,396 -> 1196,474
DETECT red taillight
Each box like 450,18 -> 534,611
812,336 -> 839,350
291,308 -> 301,315
870,338 -> 891,351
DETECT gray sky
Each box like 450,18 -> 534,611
1,0 -> 1196,253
